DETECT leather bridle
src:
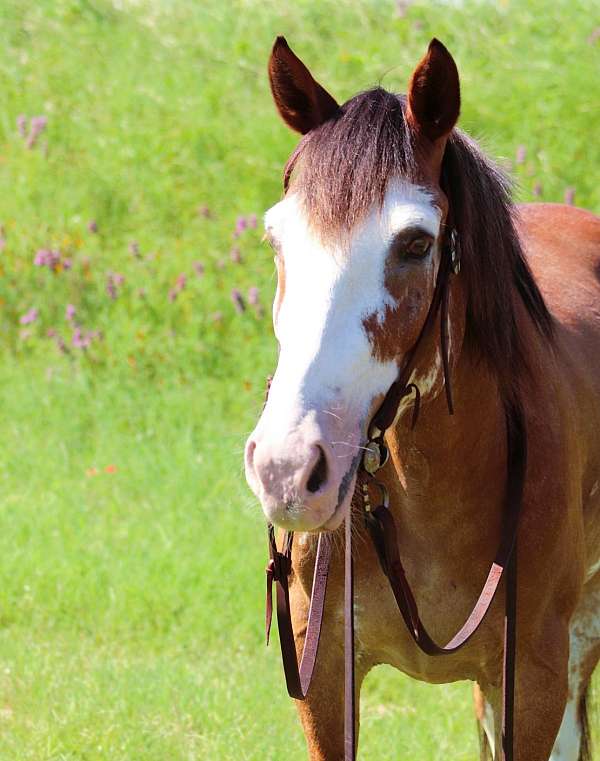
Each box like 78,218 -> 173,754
264,221 -> 525,761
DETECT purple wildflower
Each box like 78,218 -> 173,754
71,327 -> 99,350
106,273 -> 119,300
62,258 -> 72,270
17,115 -> 27,138
198,204 -> 212,219
193,261 -> 204,277
210,311 -> 223,323
248,213 -> 257,229
515,145 -> 526,164
248,286 -> 263,317
233,216 -> 248,238
128,241 -> 140,258
113,273 -> 125,286
33,248 -> 62,270
168,273 -> 187,302
19,307 -> 38,325
533,182 -> 542,198
87,220 -> 98,233
34,248 -> 61,269
564,187 -> 576,205
230,247 -> 241,264
26,115 -> 47,149
72,327 -> 91,349
231,288 -> 246,314
66,304 -> 76,322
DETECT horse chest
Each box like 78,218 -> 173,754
353,555 -> 503,683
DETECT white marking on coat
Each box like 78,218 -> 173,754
550,582 -> 600,759
259,182 -> 441,440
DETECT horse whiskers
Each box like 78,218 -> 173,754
331,441 -> 370,453
320,409 -> 344,422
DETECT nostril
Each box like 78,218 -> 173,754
307,446 -> 328,494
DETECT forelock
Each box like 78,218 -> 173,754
283,88 -> 418,241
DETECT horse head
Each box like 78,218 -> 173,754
245,38 -> 467,532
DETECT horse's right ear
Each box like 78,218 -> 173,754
268,37 -> 340,135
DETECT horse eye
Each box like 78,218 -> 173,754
406,237 -> 433,259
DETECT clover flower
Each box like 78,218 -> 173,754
66,304 -> 76,322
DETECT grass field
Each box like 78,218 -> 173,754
0,0 -> 598,758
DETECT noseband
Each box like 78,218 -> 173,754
264,223 -> 525,761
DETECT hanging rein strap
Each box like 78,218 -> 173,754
264,224 -> 524,761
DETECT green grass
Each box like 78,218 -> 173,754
0,0 -> 598,758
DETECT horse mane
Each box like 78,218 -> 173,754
283,87 -> 555,397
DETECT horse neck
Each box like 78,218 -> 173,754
384,343 -> 507,535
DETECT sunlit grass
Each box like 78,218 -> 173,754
0,0 -> 598,757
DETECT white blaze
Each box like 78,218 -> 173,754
261,181 -> 442,432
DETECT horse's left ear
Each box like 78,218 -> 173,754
406,38 -> 460,142
268,36 -> 340,134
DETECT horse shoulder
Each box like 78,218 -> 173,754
517,203 -> 600,582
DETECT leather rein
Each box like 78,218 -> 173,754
264,224 -> 526,761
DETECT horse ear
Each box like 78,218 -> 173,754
406,38 -> 460,142
268,36 -> 340,135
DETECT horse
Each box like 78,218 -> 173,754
244,36 -> 600,761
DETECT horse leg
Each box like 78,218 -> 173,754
293,660 -> 366,761
479,618 -> 570,761
290,573 -> 368,760
548,575 -> 600,761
